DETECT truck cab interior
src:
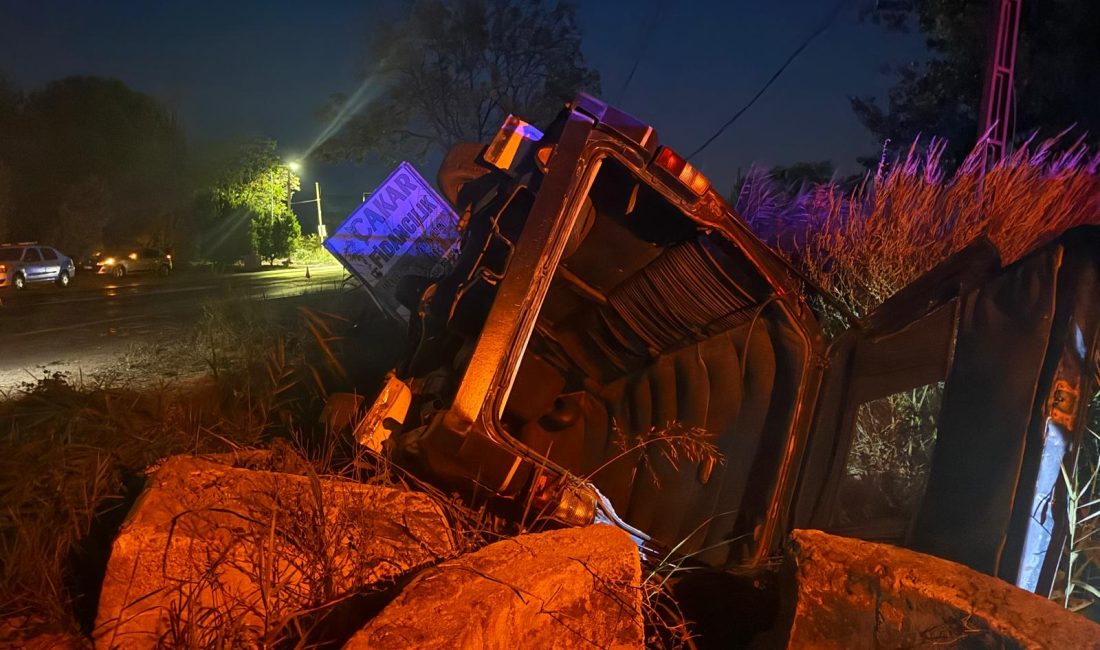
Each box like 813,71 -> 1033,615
498,157 -> 813,567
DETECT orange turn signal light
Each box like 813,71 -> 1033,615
653,147 -> 710,196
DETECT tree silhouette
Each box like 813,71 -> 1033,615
854,0 -> 1100,167
317,0 -> 599,163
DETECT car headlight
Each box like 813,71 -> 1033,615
102,257 -> 116,265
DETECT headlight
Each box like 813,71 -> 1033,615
102,257 -> 116,265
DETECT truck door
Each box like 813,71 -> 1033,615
793,227 -> 1100,595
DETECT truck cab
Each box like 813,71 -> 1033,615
365,94 -> 1100,597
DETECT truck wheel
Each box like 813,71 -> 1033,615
56,271 -> 71,287
13,273 -> 26,290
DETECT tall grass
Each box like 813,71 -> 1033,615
738,134 -> 1100,317
0,301 -> 347,639
1055,386 -> 1100,619
0,373 -> 255,637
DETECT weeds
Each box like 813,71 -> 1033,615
131,456 -> 454,648
833,383 -> 943,526
595,420 -> 723,490
581,422 -> 729,648
1054,386 -> 1100,617
292,234 -> 336,266
738,134 -> 1100,319
0,302 -> 357,640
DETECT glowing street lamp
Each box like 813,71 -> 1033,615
285,160 -> 300,210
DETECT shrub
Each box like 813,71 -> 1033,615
292,234 -> 335,265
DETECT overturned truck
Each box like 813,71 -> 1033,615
358,95 -> 1100,604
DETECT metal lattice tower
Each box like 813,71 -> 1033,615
978,0 -> 1023,165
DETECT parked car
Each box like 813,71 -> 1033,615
0,242 -> 76,289
354,95 -> 1100,602
83,248 -> 172,277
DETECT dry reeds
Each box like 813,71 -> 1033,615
738,134 -> 1100,317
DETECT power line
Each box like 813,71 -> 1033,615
687,0 -> 845,159
617,0 -> 666,102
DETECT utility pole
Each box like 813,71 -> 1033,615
289,177 -> 326,239
978,0 -> 1023,168
315,181 -> 327,239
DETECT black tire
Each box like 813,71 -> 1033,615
13,273 -> 26,290
56,270 -> 71,287
157,264 -> 170,277
113,266 -> 126,278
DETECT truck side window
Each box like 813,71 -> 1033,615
830,381 -> 943,538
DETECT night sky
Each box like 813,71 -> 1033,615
1,0 -> 925,219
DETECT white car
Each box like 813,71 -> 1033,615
83,248 -> 173,277
0,243 -> 77,290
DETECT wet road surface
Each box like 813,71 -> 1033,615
0,265 -> 348,388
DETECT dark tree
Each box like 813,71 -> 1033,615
318,0 -> 599,163
0,76 -> 19,143
0,77 -> 21,243
52,176 -> 112,256
0,161 -> 12,243
853,0 -> 1100,166
5,76 -> 189,254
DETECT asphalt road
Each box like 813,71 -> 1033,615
0,264 -> 349,389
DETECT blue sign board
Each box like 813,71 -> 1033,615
324,162 -> 460,318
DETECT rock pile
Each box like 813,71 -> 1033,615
93,455 -> 455,648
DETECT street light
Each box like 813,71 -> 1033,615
285,160 -> 300,210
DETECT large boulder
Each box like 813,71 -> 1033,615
93,455 -> 455,648
782,528 -> 1100,649
345,524 -> 643,650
